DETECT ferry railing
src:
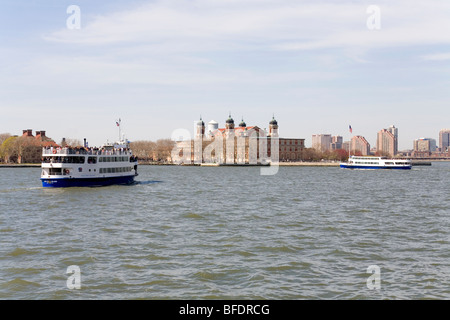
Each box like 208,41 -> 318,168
42,147 -> 133,156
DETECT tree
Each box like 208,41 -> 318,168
130,140 -> 157,161
333,149 -> 349,161
301,148 -> 322,161
0,133 -> 12,163
61,138 -> 83,147
155,139 -> 175,162
0,133 -> 11,146
0,136 -> 19,163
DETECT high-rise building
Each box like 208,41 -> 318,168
377,128 -> 397,157
331,136 -> 343,150
311,134 -> 332,152
351,135 -> 370,155
439,129 -> 450,151
387,125 -> 398,154
413,138 -> 436,152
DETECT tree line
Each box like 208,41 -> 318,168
0,132 -> 175,164
129,139 -> 175,163
300,148 -> 352,162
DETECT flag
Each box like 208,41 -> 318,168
349,125 -> 352,133
116,121 -> 120,126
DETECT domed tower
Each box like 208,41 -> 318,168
238,117 -> 246,128
225,113 -> 235,130
195,116 -> 205,139
269,115 -> 278,137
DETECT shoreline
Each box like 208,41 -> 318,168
0,160 -> 440,168
0,164 -> 41,168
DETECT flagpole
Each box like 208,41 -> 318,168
117,118 -> 122,142
348,125 -> 352,160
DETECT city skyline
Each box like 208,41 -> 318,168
6,119 -> 450,154
1,1 -> 450,150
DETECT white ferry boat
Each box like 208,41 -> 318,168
41,139 -> 138,187
340,156 -> 412,170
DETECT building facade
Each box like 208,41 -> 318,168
387,125 -> 398,154
175,115 -> 305,164
413,138 -> 436,152
439,129 -> 450,152
3,129 -> 58,163
311,134 -> 332,152
331,136 -> 343,150
377,126 -> 398,157
351,135 -> 370,156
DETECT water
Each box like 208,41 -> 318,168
0,164 -> 449,299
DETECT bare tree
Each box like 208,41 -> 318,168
0,133 -> 11,146
130,140 -> 157,161
61,138 -> 83,147
155,139 -> 175,162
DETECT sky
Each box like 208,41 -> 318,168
1,0 -> 450,150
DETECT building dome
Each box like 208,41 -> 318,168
239,117 -> 246,127
269,116 -> 278,126
197,117 -> 205,126
226,114 -> 234,124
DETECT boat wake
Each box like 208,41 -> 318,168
134,180 -> 163,185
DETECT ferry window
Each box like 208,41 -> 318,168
88,157 -> 97,164
49,168 -> 62,175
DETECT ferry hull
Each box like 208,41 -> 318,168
41,175 -> 136,188
340,164 -> 411,170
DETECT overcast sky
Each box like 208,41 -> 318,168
1,0 -> 450,149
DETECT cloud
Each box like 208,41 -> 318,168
421,52 -> 450,61
43,0 -> 450,53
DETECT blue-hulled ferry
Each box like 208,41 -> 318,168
40,139 -> 138,187
340,156 -> 411,170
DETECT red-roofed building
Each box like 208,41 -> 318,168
17,129 -> 59,163
175,115 -> 305,164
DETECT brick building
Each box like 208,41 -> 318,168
175,115 -> 305,164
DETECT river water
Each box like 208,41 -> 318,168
0,164 -> 448,299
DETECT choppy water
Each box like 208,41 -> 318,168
0,164 -> 449,299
